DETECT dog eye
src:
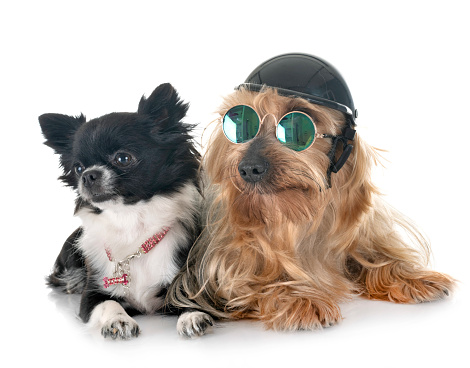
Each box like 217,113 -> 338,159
74,164 -> 85,175
114,153 -> 133,167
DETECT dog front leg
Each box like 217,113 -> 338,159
347,222 -> 455,304
176,309 -> 214,338
349,257 -> 455,304
79,286 -> 140,340
248,284 -> 343,331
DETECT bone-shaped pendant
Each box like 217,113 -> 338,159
103,273 -> 128,288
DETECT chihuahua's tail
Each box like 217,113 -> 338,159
46,227 -> 87,294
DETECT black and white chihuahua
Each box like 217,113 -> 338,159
40,83 -> 212,339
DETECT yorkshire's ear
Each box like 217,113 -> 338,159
331,135 -> 376,231
39,113 -> 86,154
137,83 -> 189,129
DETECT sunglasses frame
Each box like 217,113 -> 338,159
222,104 -> 334,151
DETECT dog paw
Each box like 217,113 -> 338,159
364,268 -> 456,304
287,305 -> 342,331
88,300 -> 140,340
101,314 -> 141,340
260,296 -> 342,331
177,311 -> 214,338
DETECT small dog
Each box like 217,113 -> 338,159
169,86 -> 455,335
40,83 -> 206,339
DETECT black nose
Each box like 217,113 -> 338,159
82,169 -> 102,188
238,158 -> 269,183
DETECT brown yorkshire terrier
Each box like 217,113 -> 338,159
169,54 -> 455,337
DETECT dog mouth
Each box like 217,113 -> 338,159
230,182 -> 323,225
89,192 -> 116,203
236,170 -> 319,196
78,166 -> 117,204
235,157 -> 324,195
239,183 -> 313,200
78,188 -> 117,204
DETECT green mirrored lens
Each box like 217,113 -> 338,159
277,112 -> 315,151
222,105 -> 260,143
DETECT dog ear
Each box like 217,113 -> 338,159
330,135 -> 376,232
137,83 -> 189,130
39,113 -> 86,155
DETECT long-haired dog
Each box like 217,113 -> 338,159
40,83 -> 206,339
169,86 -> 455,336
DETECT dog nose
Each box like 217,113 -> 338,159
238,158 -> 269,183
82,169 -> 102,188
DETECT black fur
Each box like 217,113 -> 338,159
46,227 -> 86,294
39,84 -> 200,202
41,83 -> 201,333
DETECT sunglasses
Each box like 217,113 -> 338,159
222,105 -> 333,152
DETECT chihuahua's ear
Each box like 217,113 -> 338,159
39,113 -> 86,154
137,83 -> 189,129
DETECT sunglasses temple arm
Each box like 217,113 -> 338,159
318,133 -> 336,139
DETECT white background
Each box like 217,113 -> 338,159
1,1 -> 469,367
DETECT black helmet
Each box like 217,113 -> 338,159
237,53 -> 357,126
237,53 -> 357,183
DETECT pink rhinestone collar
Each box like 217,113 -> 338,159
103,227 -> 170,292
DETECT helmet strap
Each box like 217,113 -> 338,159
326,125 -> 356,187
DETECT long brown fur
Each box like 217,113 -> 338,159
168,88 -> 455,331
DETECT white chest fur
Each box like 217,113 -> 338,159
76,183 -> 198,314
